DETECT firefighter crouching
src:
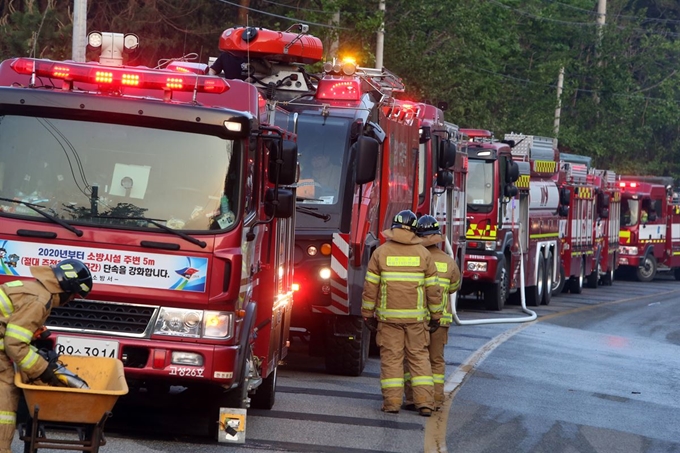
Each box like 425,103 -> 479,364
403,215 -> 461,412
0,259 -> 93,453
362,210 -> 443,417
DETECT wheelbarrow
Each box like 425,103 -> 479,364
15,355 -> 129,453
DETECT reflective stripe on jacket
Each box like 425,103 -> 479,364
0,268 -> 60,380
427,246 -> 461,327
361,228 -> 442,323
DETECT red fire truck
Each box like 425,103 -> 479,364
616,176 -> 680,281
589,167 -> 621,286
553,153 -> 599,293
460,131 -> 559,310
0,32 -> 299,431
241,49 -> 459,374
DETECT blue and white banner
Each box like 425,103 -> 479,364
0,240 -> 208,292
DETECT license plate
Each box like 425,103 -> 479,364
55,335 -> 119,359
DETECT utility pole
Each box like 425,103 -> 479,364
72,0 -> 87,62
554,66 -> 565,145
329,11 -> 340,59
596,0 -> 606,45
375,0 -> 385,69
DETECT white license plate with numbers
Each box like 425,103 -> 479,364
55,336 -> 119,358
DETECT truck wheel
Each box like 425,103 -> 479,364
674,268 -> 680,281
484,257 -> 508,311
250,364 -> 277,410
586,264 -> 599,289
601,268 -> 614,286
636,255 -> 657,282
542,253 -> 553,305
570,260 -> 585,294
526,258 -> 544,307
552,263 -> 566,295
324,315 -> 370,376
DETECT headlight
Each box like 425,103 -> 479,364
153,308 -> 234,339
203,311 -> 234,339
467,261 -> 488,272
620,246 -> 638,255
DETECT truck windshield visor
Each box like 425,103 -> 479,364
0,115 -> 240,231
467,160 -> 494,205
296,115 -> 350,205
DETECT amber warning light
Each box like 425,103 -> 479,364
10,58 -> 229,94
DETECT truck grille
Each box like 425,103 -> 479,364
47,300 -> 157,336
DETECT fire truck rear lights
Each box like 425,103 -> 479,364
307,246 -> 318,256
315,79 -> 361,101
10,58 -> 229,94
319,267 -> 332,279
320,243 -> 332,256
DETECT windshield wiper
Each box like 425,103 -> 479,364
95,215 -> 207,248
296,205 -> 331,222
0,196 -> 83,237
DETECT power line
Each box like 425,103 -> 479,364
213,0 -> 350,30
260,0 -> 328,14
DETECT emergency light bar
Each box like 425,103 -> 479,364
10,58 -> 229,94
315,78 -> 361,101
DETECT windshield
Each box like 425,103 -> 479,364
0,115 -> 239,231
467,160 -> 494,205
621,198 -> 639,226
296,115 -> 350,206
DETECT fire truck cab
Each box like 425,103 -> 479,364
617,177 -> 680,281
0,32 -> 299,435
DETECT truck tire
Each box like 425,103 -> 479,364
484,257 -> 509,311
324,315 -> 370,376
250,364 -> 277,410
601,268 -> 614,286
542,253 -> 553,305
552,263 -> 566,295
526,258 -> 544,307
636,255 -> 657,282
569,260 -> 585,294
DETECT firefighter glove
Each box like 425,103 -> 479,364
428,319 -> 440,333
39,361 -> 67,387
364,317 -> 378,333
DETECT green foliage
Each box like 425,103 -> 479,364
2,0 -> 680,177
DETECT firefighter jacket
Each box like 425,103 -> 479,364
361,228 -> 442,323
0,266 -> 63,380
422,234 -> 461,327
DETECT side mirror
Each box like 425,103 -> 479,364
264,188 -> 295,218
506,160 -> 520,183
437,170 -> 453,187
558,205 -> 569,217
504,184 -> 519,198
355,136 -> 379,185
598,207 -> 609,219
268,139 -> 298,186
419,126 -> 431,144
598,192 -> 610,208
559,187 -> 570,206
438,140 -> 458,169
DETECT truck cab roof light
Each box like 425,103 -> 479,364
315,79 -> 361,101
10,58 -> 229,94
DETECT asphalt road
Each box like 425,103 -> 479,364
11,275 -> 680,453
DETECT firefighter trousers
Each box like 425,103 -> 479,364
0,353 -> 19,453
404,326 -> 448,408
376,321 -> 434,411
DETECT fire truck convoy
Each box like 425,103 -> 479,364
616,176 -> 680,281
227,27 -> 463,375
461,131 -> 560,310
0,32 -> 300,433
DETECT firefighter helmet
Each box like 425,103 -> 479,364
52,259 -> 93,298
416,215 -> 441,236
391,210 -> 418,231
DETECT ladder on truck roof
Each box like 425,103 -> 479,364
355,66 -> 405,96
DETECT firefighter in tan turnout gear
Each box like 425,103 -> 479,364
362,210 -> 442,416
403,215 -> 461,411
0,259 -> 93,453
